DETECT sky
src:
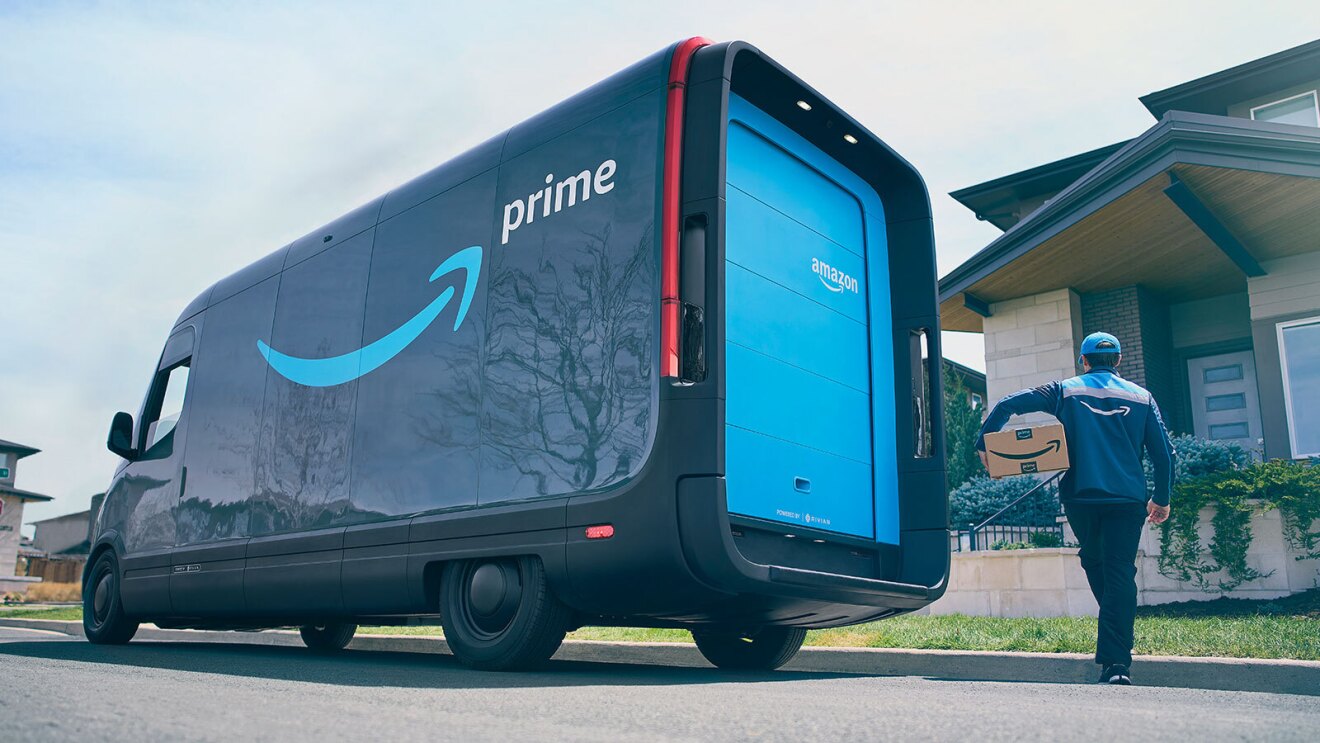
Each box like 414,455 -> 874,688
2,0 -> 1318,529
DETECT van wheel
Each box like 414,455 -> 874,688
692,626 -> 807,670
440,556 -> 571,671
300,623 -> 357,651
83,551 -> 139,645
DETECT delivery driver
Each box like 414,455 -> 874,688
976,332 -> 1174,685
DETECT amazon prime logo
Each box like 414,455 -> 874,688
811,257 -> 859,294
257,245 -> 483,387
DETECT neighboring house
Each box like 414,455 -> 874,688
0,438 -> 54,593
939,39 -> 1320,459
29,509 -> 92,557
943,358 -> 987,411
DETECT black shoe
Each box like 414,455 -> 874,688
1098,664 -> 1131,685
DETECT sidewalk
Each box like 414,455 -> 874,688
3,616 -> 1316,696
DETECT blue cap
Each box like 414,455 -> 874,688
1079,332 -> 1121,363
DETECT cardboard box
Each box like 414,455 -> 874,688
984,424 -> 1070,478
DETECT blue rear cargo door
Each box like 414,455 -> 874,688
724,95 -> 898,543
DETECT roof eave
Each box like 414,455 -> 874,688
1139,39 -> 1320,119
938,112 -> 1320,303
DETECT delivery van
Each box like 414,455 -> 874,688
86,37 -> 949,671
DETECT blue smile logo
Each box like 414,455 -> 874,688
257,245 -> 482,387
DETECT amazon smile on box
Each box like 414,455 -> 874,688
984,424 -> 1070,478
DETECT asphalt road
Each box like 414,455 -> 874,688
3,626 -> 1318,742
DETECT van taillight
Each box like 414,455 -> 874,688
585,524 -> 615,540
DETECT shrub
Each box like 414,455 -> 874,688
950,474 -> 1058,528
1159,459 -> 1320,592
988,531 -> 1063,551
1146,433 -> 1251,501
943,372 -> 985,492
23,582 -> 82,603
1028,530 -> 1063,548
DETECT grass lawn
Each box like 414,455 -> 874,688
5,591 -> 1316,661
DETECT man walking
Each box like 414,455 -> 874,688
976,332 -> 1174,685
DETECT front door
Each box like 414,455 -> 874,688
1187,350 -> 1262,454
104,325 -> 196,615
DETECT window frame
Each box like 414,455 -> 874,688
1249,90 -> 1320,127
137,326 -> 196,456
140,360 -> 191,454
1276,314 -> 1320,459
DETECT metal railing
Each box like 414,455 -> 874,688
955,472 -> 1065,552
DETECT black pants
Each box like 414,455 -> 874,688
1063,500 -> 1148,666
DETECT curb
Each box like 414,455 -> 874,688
2,617 -> 1317,696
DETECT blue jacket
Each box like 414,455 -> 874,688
975,368 -> 1175,506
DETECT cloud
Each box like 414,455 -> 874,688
3,0 -> 1318,527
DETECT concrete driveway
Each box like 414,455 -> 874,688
3,626 -> 1318,742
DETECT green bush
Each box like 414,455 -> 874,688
1028,530 -> 1063,548
950,474 -> 1059,528
1159,459 -> 1320,592
1145,433 -> 1251,501
989,531 -> 1063,551
942,372 -> 985,492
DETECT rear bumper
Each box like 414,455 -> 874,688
676,476 -> 945,612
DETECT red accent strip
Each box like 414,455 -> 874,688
661,36 -> 713,379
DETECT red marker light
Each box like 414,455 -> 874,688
585,524 -> 615,540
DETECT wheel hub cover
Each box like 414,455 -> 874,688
92,574 -> 111,618
468,563 -> 508,617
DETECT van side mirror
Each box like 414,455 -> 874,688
107,412 -> 138,461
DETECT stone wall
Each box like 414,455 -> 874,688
930,507 -> 1320,617
983,288 -> 1084,424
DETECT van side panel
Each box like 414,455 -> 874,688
178,277 -> 280,544
252,231 -> 373,533
478,89 -> 665,503
349,171 -> 497,519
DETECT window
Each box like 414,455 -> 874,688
1250,91 -> 1320,128
1205,393 -> 1246,412
971,392 -> 984,409
1203,364 -> 1243,383
1277,316 -> 1320,458
1209,422 -> 1250,441
144,361 -> 190,452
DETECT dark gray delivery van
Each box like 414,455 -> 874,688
87,37 -> 949,671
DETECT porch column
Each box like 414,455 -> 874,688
983,288 -> 1084,425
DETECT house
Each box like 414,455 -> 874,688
29,509 -> 92,557
939,39 -> 1320,459
0,437 -> 54,593
943,358 -> 987,411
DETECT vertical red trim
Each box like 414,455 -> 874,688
661,36 -> 713,379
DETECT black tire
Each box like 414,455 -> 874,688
440,556 -> 571,671
300,622 -> 357,651
692,626 -> 807,671
83,551 -> 139,645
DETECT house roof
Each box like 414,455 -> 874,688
0,483 -> 54,502
1140,39 -> 1320,119
942,358 -> 987,395
28,509 -> 90,526
949,141 -> 1130,231
939,111 -> 1320,332
943,358 -> 985,384
0,438 -> 40,459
